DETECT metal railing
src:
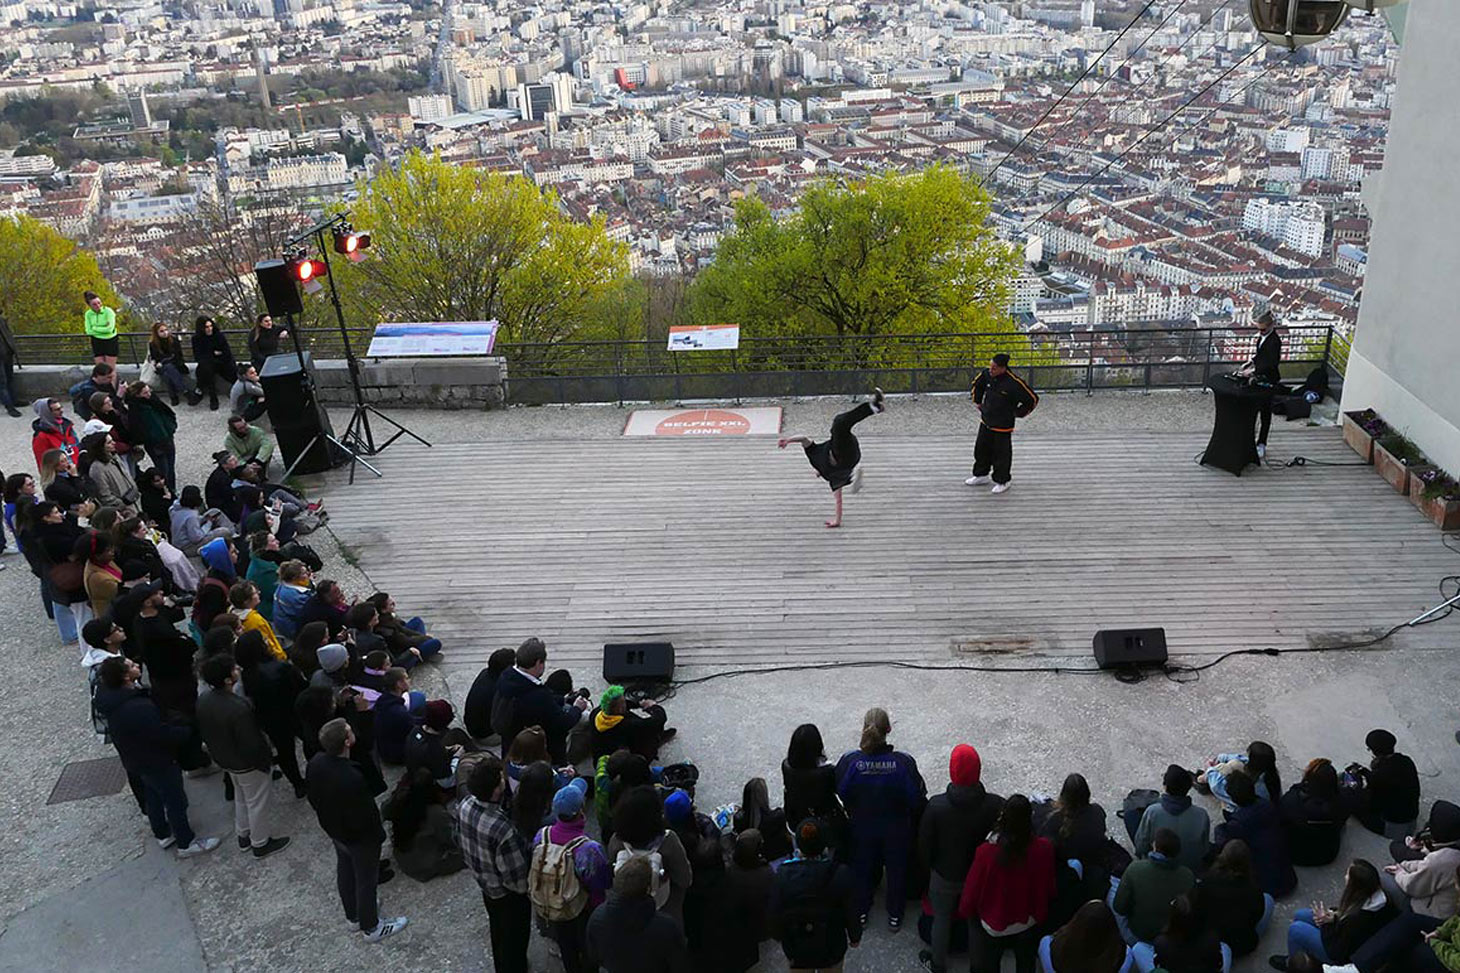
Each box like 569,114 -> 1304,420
9,324 -> 1346,407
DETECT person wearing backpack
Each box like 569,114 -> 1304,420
586,855 -> 690,973
770,817 -> 861,973
530,782 -> 611,973
606,784 -> 694,927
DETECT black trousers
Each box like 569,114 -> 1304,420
969,922 -> 1038,973
483,889 -> 531,973
1256,400 -> 1273,445
549,909 -> 592,973
262,720 -> 304,788
829,401 -> 875,466
333,839 -> 381,932
971,425 -> 1013,484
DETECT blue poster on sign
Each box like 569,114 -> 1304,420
366,320 -> 499,357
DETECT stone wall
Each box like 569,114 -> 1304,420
8,356 -> 508,411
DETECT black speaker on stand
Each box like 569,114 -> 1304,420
259,352 -> 341,475
254,259 -> 304,317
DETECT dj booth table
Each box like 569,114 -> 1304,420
1201,374 -> 1276,476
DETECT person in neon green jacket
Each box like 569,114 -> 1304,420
82,290 -> 119,366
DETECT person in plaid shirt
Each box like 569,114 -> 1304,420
459,754 -> 532,973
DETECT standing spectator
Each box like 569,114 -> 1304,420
1134,765 -> 1211,871
122,382 -> 179,491
458,754 -> 532,973
1113,828 -> 1196,946
92,656 -> 219,857
192,315 -> 237,411
234,630 -> 308,798
0,312 -> 20,417
31,398 -> 80,469
836,706 -> 925,930
82,290 -> 119,366
465,647 -> 518,741
769,818 -> 861,973
918,743 -> 1003,973
196,653 -> 291,858
146,322 -> 203,406
230,581 -> 284,660
782,723 -> 850,861
588,684 -> 673,761
40,448 -> 90,515
1212,770 -> 1296,898
587,855 -> 690,973
229,364 -> 269,422
724,830 -> 775,972
30,499 -> 90,643
607,784 -> 694,927
81,531 -> 122,619
83,431 -> 139,514
1280,758 -> 1348,867
1193,839 -> 1270,959
530,781 -> 612,973
224,416 -> 274,473
305,718 -> 408,942
1353,729 -> 1422,840
491,637 -> 590,764
960,794 -> 1056,973
248,312 -> 288,369
382,767 -> 464,882
131,581 -> 203,721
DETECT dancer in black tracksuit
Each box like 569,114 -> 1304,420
967,354 -> 1038,493
779,388 -> 885,528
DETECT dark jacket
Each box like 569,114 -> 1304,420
493,666 -> 582,764
138,482 -> 172,534
1152,929 -> 1225,973
835,744 -> 925,826
375,611 -> 431,653
782,759 -> 849,855
306,751 -> 386,846
1250,329 -> 1282,384
1320,896 -> 1398,963
586,891 -> 690,973
918,781 -> 1003,882
44,473 -> 90,514
117,536 -> 166,588
148,335 -> 188,371
723,860 -> 774,973
126,395 -> 177,448
196,686 -> 273,773
204,465 -> 240,523
1366,752 -> 1421,825
192,327 -> 235,371
388,802 -> 464,882
241,659 -> 308,733
69,378 -> 122,421
972,368 -> 1039,432
769,857 -> 861,968
1194,871 -> 1267,956
374,691 -> 415,765
93,684 -> 189,773
463,665 -> 502,739
1214,800 -> 1296,897
248,326 -> 284,368
404,727 -> 453,784
1279,782 -> 1347,866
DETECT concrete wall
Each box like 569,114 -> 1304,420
1341,0 -> 1460,474
9,357 -> 508,411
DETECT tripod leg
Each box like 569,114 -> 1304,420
366,406 -> 433,447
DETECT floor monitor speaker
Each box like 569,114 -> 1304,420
603,642 -> 675,685
1092,627 -> 1168,669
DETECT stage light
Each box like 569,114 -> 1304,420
289,255 -> 328,283
332,225 -> 371,257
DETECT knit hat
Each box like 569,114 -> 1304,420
600,684 -> 626,711
1365,729 -> 1397,755
664,788 -> 692,826
553,782 -> 587,819
423,699 -> 454,731
317,643 -> 348,673
949,744 -> 981,787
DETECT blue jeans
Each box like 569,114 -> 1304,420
1258,893 -> 1275,936
851,817 -> 912,920
138,763 -> 195,849
1108,876 -> 1137,946
404,617 -> 443,659
1288,910 -> 1326,961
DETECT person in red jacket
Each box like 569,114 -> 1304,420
30,398 -> 80,471
959,793 -> 1056,973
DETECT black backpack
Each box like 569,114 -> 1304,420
778,859 -> 841,961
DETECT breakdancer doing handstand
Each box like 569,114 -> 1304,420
778,388 -> 885,528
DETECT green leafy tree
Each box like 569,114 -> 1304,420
336,151 -> 630,356
691,165 -> 1019,340
0,215 -> 124,335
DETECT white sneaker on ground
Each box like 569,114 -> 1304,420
991,482 -> 1011,494
177,837 -> 221,858
1256,443 -> 1267,460
848,467 -> 864,494
364,917 -> 408,942
871,387 -> 886,412
965,475 -> 992,486
157,836 -> 176,850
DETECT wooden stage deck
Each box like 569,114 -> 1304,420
319,426 -> 1459,674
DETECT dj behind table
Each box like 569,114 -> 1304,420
1201,372 -> 1278,476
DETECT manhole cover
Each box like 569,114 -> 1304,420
48,757 -> 128,805
952,635 -> 1038,655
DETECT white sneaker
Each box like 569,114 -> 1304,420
1256,443 -> 1267,460
848,467 -> 864,494
157,836 -> 176,850
364,916 -> 409,942
177,837 -> 221,858
965,475 -> 992,486
990,482 -> 1011,494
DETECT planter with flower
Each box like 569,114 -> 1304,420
1373,431 -> 1426,495
1408,467 -> 1460,531
1342,409 -> 1388,463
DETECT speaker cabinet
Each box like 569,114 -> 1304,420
1092,628 -> 1168,669
603,642 -> 675,684
259,352 -> 339,474
254,259 -> 303,317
